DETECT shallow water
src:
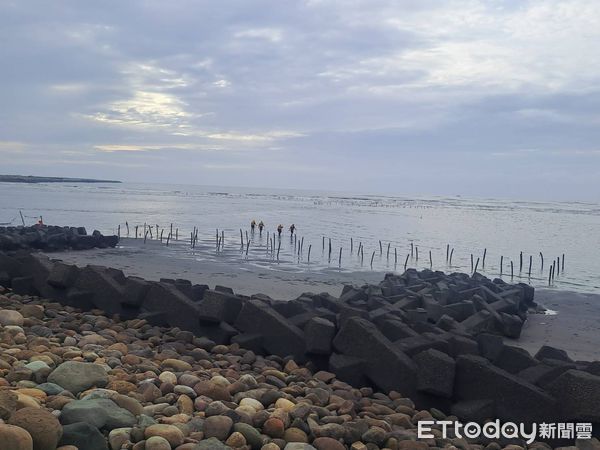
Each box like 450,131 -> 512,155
1,182 -> 599,293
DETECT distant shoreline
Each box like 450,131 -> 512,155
0,174 -> 121,184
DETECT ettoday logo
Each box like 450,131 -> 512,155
418,420 -> 593,444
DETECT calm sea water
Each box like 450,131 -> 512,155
1,182 -> 599,293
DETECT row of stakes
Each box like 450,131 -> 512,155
117,223 -> 565,285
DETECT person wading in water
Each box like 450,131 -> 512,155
258,221 -> 264,235
251,220 -> 256,233
277,224 -> 283,238
289,223 -> 296,235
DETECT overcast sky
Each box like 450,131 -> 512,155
1,1 -> 599,201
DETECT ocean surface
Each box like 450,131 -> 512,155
1,182 -> 599,293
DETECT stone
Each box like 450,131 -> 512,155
548,369 -> 600,422
455,355 -> 557,424
48,361 -> 108,394
535,345 -> 573,362
198,290 -> 243,323
194,437 -> 233,450
305,317 -> 335,354
312,437 -> 346,450
59,422 -> 108,450
284,445 -> 317,450
0,423 -> 34,450
8,407 -> 62,450
144,424 -> 185,447
262,417 -> 285,438
225,431 -> 247,447
0,389 -> 18,420
0,309 -> 24,326
332,317 -> 417,395
494,345 -> 538,374
145,436 -> 171,450
60,398 -> 136,430
413,349 -> 456,398
204,415 -> 234,441
233,423 -> 263,449
235,300 -> 306,357
108,427 -> 132,450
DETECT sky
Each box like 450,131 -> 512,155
1,0 -> 600,201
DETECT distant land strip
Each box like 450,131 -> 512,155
0,174 -> 121,183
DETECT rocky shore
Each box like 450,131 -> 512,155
1,244 -> 600,448
1,285 -> 591,450
0,226 -> 119,252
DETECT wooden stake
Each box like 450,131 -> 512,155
277,240 -> 281,260
449,248 -> 454,265
528,255 -> 532,277
308,244 -> 312,262
166,233 -> 171,246
175,228 -> 178,240
126,221 -> 129,236
19,210 -> 25,226
117,224 -> 120,238
404,253 -> 409,270
540,252 -> 544,270
556,257 -> 560,276
370,250 -> 375,268
160,229 -> 163,242
415,246 -> 419,261
429,250 -> 432,268
474,257 -> 480,273
339,247 -> 342,267
471,254 -> 474,273
387,243 -> 390,259
240,229 -> 243,246
482,248 -> 487,269
379,240 -> 382,255
394,248 -> 397,265
511,261 -> 514,279
410,242 -> 414,258
135,225 -> 138,239
351,238 -> 353,254
562,254 -> 565,271
519,251 -> 523,272
500,255 -> 503,276
446,244 -> 449,262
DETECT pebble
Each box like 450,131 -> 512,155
8,407 -> 62,450
144,424 -> 185,447
0,309 -> 24,326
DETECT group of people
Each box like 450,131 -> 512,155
251,220 -> 296,237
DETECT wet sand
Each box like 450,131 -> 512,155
45,238 -> 384,300
509,289 -> 600,361
45,238 -> 600,361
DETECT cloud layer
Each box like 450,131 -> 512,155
1,0 -> 599,200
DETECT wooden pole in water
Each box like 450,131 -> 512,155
216,229 -> 219,249
449,248 -> 454,265
300,237 -> 304,254
446,244 -> 449,262
175,228 -> 178,241
240,229 -> 243,246
19,210 -> 25,226
482,248 -> 487,269
404,253 -> 409,270
166,233 -> 171,246
144,230 -> 148,243
170,223 -> 173,238
160,229 -> 163,242
245,230 -> 249,245
470,254 -> 474,273
410,242 -> 414,258
519,252 -> 523,272
277,240 -> 281,260
246,240 -> 250,256
556,257 -> 560,276
126,221 -> 129,236
308,244 -> 312,262
379,240 -> 382,255
339,247 -> 342,267
539,252 -> 544,270
135,225 -> 138,239
510,261 -> 514,279
148,225 -> 152,239
548,265 -> 552,284
394,248 -> 397,265
117,224 -> 120,239
322,236 -> 325,251
474,257 -> 480,273
528,255 -> 532,277
562,254 -> 565,271
350,238 -> 353,254
328,239 -> 332,262
387,243 -> 390,259
429,250 -> 432,268
370,250 -> 375,268
415,246 -> 419,261
500,255 -> 503,275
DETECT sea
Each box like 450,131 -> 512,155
1,182 -> 599,293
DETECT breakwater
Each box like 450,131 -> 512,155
1,249 -> 598,443
0,225 -> 118,252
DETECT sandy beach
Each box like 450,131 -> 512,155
45,237 -> 600,362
